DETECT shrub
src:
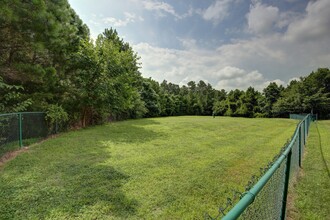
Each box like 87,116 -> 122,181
45,104 -> 69,133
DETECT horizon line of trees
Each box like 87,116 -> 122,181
140,69 -> 330,120
1,0 -> 329,129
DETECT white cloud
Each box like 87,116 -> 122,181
131,0 -> 330,92
247,2 -> 279,35
275,12 -> 297,30
102,12 -> 142,27
178,38 -> 198,50
202,0 -> 231,25
133,42 -> 213,80
246,2 -> 305,35
215,68 -> 265,91
141,0 -> 197,19
213,66 -> 245,79
261,79 -> 286,89
246,0 -> 330,40
133,42 -> 283,91
285,0 -> 330,42
217,35 -> 287,67
142,0 -> 179,18
181,6 -> 196,19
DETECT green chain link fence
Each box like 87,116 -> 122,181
206,114 -> 312,220
0,112 -> 50,157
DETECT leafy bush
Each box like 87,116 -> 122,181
45,104 -> 69,132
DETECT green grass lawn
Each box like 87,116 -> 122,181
289,120 -> 330,220
0,116 -> 297,219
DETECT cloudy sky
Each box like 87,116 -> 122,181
68,0 -> 330,91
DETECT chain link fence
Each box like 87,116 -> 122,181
0,112 -> 50,157
206,114 -> 312,220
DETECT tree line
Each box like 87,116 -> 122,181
140,70 -> 330,120
1,0 -> 329,129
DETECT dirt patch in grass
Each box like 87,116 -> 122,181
0,147 -> 29,167
286,190 -> 297,220
0,134 -> 59,167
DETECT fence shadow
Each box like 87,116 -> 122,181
316,123 -> 330,178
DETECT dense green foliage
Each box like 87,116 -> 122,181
0,1 -> 329,126
273,69 -> 330,119
0,116 -> 297,219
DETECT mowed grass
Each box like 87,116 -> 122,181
0,116 -> 297,219
290,120 -> 330,219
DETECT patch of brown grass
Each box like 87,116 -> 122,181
0,134 -> 60,167
0,147 -> 29,167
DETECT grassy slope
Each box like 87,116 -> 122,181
291,121 -> 330,220
0,116 -> 297,219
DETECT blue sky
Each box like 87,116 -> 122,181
68,0 -> 330,91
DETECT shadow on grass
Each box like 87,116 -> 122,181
0,135 -> 142,219
0,159 -> 138,219
124,118 -> 161,126
104,119 -> 165,144
316,123 -> 330,178
0,118 -> 168,219
52,163 -> 137,217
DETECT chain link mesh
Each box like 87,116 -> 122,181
289,137 -> 299,182
0,114 -> 19,156
206,114 -> 312,220
0,112 -> 49,156
21,113 -> 48,146
240,158 -> 287,219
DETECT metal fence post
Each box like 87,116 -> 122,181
18,113 -> 23,148
307,116 -> 310,134
298,126 -> 302,168
281,149 -> 292,220
304,119 -> 308,138
55,119 -> 58,134
303,121 -> 306,146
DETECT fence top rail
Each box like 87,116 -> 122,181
0,112 -> 45,117
222,114 -> 310,220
